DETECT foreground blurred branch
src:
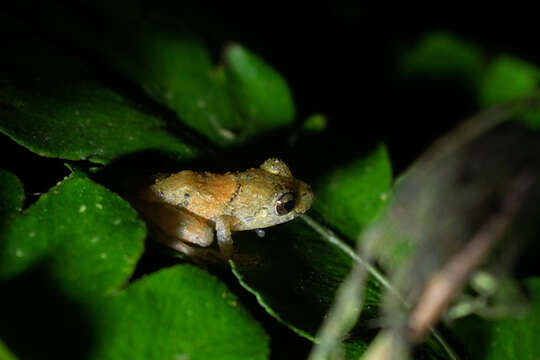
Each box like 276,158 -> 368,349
306,99 -> 540,360
407,172 -> 535,343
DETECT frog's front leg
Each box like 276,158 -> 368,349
214,215 -> 236,259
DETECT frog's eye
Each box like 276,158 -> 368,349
275,192 -> 296,215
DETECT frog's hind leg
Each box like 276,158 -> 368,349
132,199 -> 222,263
148,222 -> 222,264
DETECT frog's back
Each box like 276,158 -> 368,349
151,170 -> 238,219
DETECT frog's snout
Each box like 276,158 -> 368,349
296,183 -> 315,214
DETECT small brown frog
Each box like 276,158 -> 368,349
133,159 -> 314,260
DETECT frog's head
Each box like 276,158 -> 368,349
229,159 -> 314,230
260,158 -> 314,217
231,159 -> 314,231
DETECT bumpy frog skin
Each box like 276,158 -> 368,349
133,159 -> 314,260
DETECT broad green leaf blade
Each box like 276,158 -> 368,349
452,277 -> 540,360
0,32 -> 197,164
399,32 -> 486,82
0,169 -> 24,223
302,113 -> 327,132
480,56 -> 540,105
311,145 -> 392,242
225,44 -> 295,132
0,175 -> 145,299
101,30 -> 243,145
0,338 -> 17,360
91,265 -> 269,360
0,174 -> 146,359
480,56 -> 540,128
230,221 -> 378,341
39,5 -> 295,145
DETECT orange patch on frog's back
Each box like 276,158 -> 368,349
167,171 -> 238,219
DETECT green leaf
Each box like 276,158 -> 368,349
480,56 -> 540,128
480,56 -> 540,105
0,31 -> 197,164
103,30 -> 244,145
0,174 -> 145,359
38,6 -> 295,145
452,277 -> 540,360
0,338 -> 17,360
91,265 -> 269,360
230,220 -> 380,344
399,32 -> 486,82
225,44 -> 295,132
302,113 -> 327,132
0,169 -> 24,224
0,175 -> 268,360
311,144 -> 392,241
0,175 -> 146,299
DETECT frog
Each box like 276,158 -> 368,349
132,158 -> 314,261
